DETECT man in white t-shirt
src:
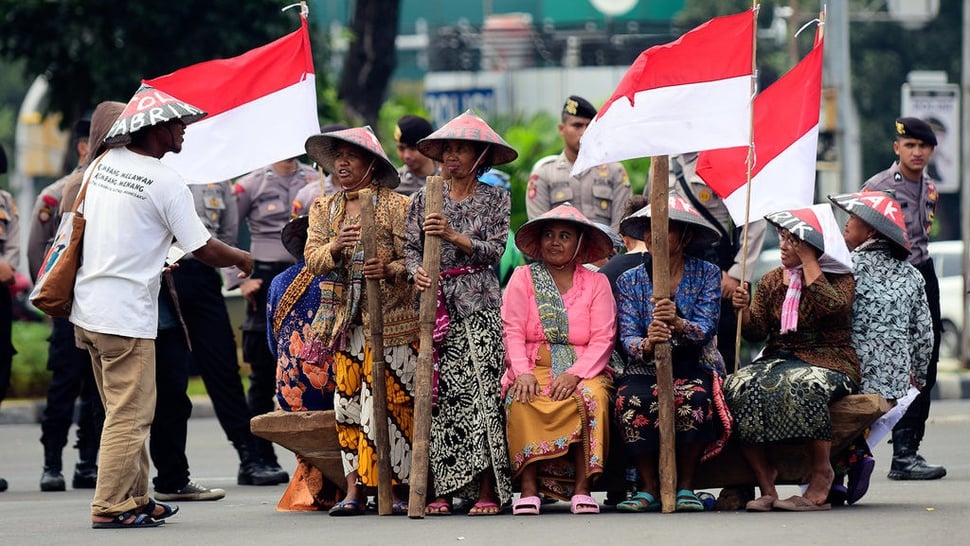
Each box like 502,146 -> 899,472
73,87 -> 253,529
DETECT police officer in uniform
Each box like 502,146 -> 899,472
527,95 -> 631,232
28,118 -> 104,492
863,117 -> 946,481
393,115 -> 440,196
232,157 -> 319,480
652,152 -> 767,367
0,142 -> 13,493
0,169 -> 18,406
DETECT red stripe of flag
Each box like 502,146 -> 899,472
145,18 -> 314,117
697,39 -> 824,198
598,10 -> 754,119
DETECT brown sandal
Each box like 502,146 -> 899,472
745,495 -> 776,512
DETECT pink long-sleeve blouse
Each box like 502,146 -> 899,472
500,263 -> 617,394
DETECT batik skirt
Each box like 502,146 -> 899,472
505,345 -> 610,500
334,324 -> 417,487
614,363 -> 718,455
723,356 -> 855,444
429,308 -> 513,505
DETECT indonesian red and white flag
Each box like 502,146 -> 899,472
146,17 -> 318,184
571,10 -> 754,175
696,37 -> 824,225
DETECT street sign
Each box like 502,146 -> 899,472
423,88 -> 495,128
902,82 -> 960,193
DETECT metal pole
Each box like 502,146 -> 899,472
960,0 -> 970,367
828,0 -> 862,193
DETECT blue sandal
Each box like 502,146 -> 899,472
616,491 -> 661,513
328,499 -> 365,517
675,489 -> 704,512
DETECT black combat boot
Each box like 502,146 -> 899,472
255,438 -> 289,484
72,440 -> 98,489
40,451 -> 66,492
887,428 -> 947,480
236,441 -> 287,486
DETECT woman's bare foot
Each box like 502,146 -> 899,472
425,497 -> 452,515
468,498 -> 501,515
805,465 -> 835,506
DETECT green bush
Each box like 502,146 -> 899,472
376,98 -> 651,231
9,320 -> 52,399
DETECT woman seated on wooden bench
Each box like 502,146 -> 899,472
828,191 -> 934,502
725,204 -> 859,512
267,216 -> 340,511
612,197 -> 733,513
501,204 -> 616,516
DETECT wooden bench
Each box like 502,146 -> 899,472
250,410 -> 345,486
251,394 -> 891,494
693,393 -> 892,488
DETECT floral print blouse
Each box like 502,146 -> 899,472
404,181 -> 510,320
616,256 -> 725,377
266,262 -> 335,412
851,243 -> 932,399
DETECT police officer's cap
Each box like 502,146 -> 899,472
894,117 -> 937,146
563,96 -> 597,120
395,115 -> 434,147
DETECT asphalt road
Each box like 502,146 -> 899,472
1,400 -> 968,545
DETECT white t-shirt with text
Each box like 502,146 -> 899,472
71,147 -> 211,339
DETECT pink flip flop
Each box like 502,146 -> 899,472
468,501 -> 502,516
512,495 -> 541,516
425,501 -> 452,516
570,494 -> 600,514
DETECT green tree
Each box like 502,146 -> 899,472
0,1 -> 338,131
850,0 -> 961,178
338,0 -> 401,129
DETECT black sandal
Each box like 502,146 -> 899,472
92,511 -> 163,529
142,498 -> 179,520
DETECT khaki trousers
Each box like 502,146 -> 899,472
76,327 -> 156,517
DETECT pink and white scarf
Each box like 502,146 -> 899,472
780,266 -> 803,333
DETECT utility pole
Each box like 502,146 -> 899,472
961,0 -> 969,366
828,0 -> 862,193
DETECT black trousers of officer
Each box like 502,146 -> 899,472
170,260 -> 254,448
895,258 -> 943,437
151,325 -> 193,492
242,260 -> 291,462
39,317 -> 104,466
717,297 -> 740,369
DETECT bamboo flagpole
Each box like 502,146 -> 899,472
408,176 -> 444,519
648,155 -> 677,513
733,2 -> 760,373
359,189 -> 393,515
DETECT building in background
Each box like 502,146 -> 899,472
313,0 -> 685,124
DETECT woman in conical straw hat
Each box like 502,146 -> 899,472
404,110 -> 517,515
828,191 -> 933,503
829,191 -> 930,401
726,204 -> 858,512
303,126 -> 419,516
612,195 -> 731,513
502,203 -> 615,516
